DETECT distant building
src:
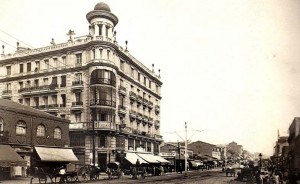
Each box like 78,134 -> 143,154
226,141 -> 243,159
0,98 -> 70,178
187,141 -> 219,158
288,117 -> 300,170
216,144 -> 227,161
273,135 -> 288,166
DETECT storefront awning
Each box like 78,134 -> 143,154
34,147 -> 78,162
0,145 -> 27,167
124,152 -> 147,165
137,153 -> 160,164
154,155 -> 170,164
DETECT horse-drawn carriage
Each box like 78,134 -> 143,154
237,168 -> 255,182
28,146 -> 96,184
106,162 -> 122,179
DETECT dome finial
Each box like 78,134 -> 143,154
94,2 -> 111,12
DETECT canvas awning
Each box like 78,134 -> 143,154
154,155 -> 170,164
34,147 -> 78,162
137,153 -> 160,164
0,145 -> 27,167
124,152 -> 147,165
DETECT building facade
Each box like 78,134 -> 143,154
0,2 -> 163,167
0,98 -> 70,177
187,141 -> 218,158
288,117 -> 300,170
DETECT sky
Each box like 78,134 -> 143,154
0,0 -> 299,156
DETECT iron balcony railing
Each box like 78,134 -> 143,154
72,80 -> 83,85
90,78 -> 116,87
90,99 -> 116,107
18,84 -> 58,93
2,90 -> 12,94
118,105 -> 126,110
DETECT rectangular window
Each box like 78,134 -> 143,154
99,136 -> 106,147
44,60 -> 49,70
27,63 -> 31,72
61,94 -> 66,107
61,75 -> 66,87
18,99 -> 23,104
43,78 -> 48,85
99,49 -> 103,58
144,77 -> 146,86
107,50 -> 110,59
6,66 -> 11,76
131,67 -> 134,77
156,85 -> 159,93
75,92 -> 81,102
120,60 -> 124,71
34,79 -> 39,87
51,95 -> 57,105
138,73 -> 141,81
70,134 -> 85,146
33,97 -> 39,107
25,98 -> 30,106
5,83 -> 11,91
76,53 -> 82,64
19,82 -> 23,89
35,61 -> 40,72
106,26 -> 109,37
75,113 -> 81,122
20,64 -> 24,73
98,25 -> 102,36
50,77 -> 57,88
93,49 -> 96,59
100,113 -> 108,121
61,56 -> 66,66
149,80 -> 151,88
75,73 -> 82,81
43,96 -> 48,105
53,58 -> 57,67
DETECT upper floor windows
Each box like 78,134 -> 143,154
6,66 -> 11,76
37,124 -> 46,137
90,69 -> 116,86
120,60 -> 124,71
75,73 -> 82,81
107,50 -> 110,59
131,67 -> 134,78
54,127 -> 62,139
20,64 -> 24,73
99,49 -> 103,58
53,58 -> 57,67
105,26 -> 109,37
98,24 -> 103,36
61,75 -> 66,87
35,61 -> 40,72
138,73 -> 141,82
76,53 -> 82,64
16,121 -> 26,135
149,80 -> 152,89
61,56 -> 66,66
27,62 -> 31,72
144,77 -> 147,86
44,59 -> 49,70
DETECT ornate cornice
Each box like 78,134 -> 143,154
86,10 -> 118,26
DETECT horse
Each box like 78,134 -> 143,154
26,166 -> 47,184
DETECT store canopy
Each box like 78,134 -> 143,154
0,145 -> 27,167
34,147 -> 78,162
154,155 -> 170,164
124,152 -> 147,165
189,160 -> 198,167
137,153 -> 160,164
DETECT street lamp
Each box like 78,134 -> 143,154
259,153 -> 262,168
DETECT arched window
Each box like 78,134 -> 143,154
54,127 -> 62,139
0,117 -> 3,132
37,124 -> 45,137
16,121 -> 26,135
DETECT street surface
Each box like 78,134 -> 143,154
1,165 -> 246,184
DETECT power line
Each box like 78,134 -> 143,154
0,28 -> 33,49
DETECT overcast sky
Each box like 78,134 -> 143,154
1,0 -> 299,156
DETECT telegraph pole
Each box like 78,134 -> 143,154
184,122 -> 188,177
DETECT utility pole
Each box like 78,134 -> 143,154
184,122 -> 188,177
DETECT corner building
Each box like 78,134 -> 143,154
0,2 -> 163,168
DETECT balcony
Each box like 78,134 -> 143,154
71,81 -> 84,91
129,91 -> 136,102
143,99 -> 148,109
154,134 -> 163,141
142,115 -> 148,123
155,120 -> 160,129
148,101 -> 153,109
136,95 -> 143,105
118,86 -> 126,96
155,105 -> 160,114
71,101 -> 84,111
129,110 -> 136,120
148,118 -> 153,127
90,78 -> 116,87
18,85 -> 58,96
48,104 -> 59,111
90,99 -> 116,108
118,105 -> 126,116
136,113 -> 143,121
120,126 -> 132,134
2,90 -> 12,98
69,121 -> 117,131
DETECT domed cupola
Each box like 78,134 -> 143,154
86,2 -> 118,39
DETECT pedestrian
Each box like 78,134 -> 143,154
136,158 -> 140,170
179,162 -> 183,174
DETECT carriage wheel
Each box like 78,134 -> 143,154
38,176 -> 47,184
78,173 -> 90,183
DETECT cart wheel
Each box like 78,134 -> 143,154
78,173 -> 90,183
66,175 -> 74,183
38,176 -> 47,184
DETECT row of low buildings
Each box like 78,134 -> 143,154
272,117 -> 300,171
0,2 -> 165,179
